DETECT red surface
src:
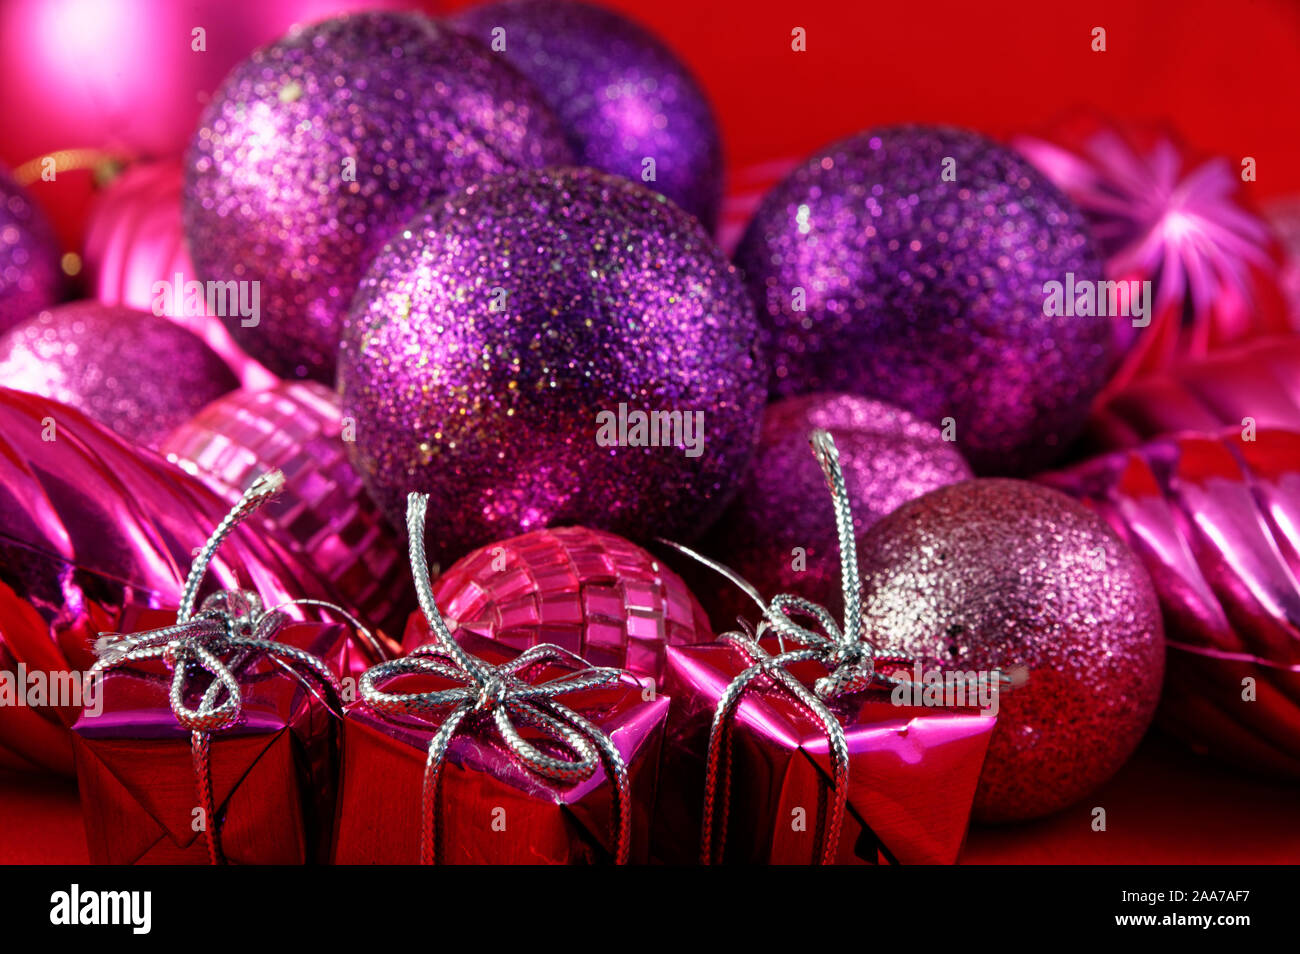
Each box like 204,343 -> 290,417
3,733 -> 1297,864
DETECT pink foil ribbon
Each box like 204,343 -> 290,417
1014,122 -> 1290,390
1083,335 -> 1300,453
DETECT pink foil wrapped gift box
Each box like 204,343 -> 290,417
333,492 -> 668,865
73,608 -> 353,865
652,429 -> 996,865
655,644 -> 995,865
70,472 -> 376,865
333,634 -> 668,865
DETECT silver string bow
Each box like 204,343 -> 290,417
357,492 -> 634,865
661,430 -> 923,865
91,471 -> 350,865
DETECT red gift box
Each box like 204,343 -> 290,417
72,604 -> 354,865
332,632 -> 667,865
654,640 -> 995,865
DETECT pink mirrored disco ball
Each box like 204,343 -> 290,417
161,380 -> 411,638
405,526 -> 713,683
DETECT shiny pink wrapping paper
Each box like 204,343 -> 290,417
1081,336 -> 1300,453
1043,429 -> 1300,775
0,387 -> 351,775
82,160 -> 276,391
71,607 -> 353,864
655,642 -> 996,865
333,633 -> 668,864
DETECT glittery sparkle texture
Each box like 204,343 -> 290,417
339,166 -> 766,565
0,302 -> 240,450
160,380 -> 409,637
182,11 -> 573,382
406,526 -> 712,682
453,0 -> 724,230
694,392 -> 972,629
735,125 -> 1112,475
856,479 -> 1164,822
0,165 -> 61,336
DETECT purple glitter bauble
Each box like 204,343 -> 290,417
693,393 -> 971,630
183,11 -> 572,382
856,479 -> 1164,822
340,166 -> 766,566
735,125 -> 1112,475
0,301 -> 240,450
0,166 -> 61,336
452,0 -> 723,230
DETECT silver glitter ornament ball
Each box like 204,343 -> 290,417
339,166 -> 766,567
857,478 -> 1165,822
183,10 -> 573,382
735,125 -> 1113,475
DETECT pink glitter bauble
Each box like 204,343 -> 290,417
856,479 -> 1165,822
0,164 -> 61,336
0,301 -> 239,450
160,380 -> 410,638
1044,429 -> 1300,778
693,393 -> 971,630
405,526 -> 712,683
83,160 -> 275,391
339,166 -> 765,566
183,10 -> 572,382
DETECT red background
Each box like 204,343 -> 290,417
448,0 -> 1300,197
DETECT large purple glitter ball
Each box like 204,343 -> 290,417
183,11 -> 572,382
692,392 -> 972,630
735,125 -> 1112,475
857,479 -> 1164,822
452,0 -> 723,230
0,165 -> 61,336
339,166 -> 766,567
0,301 -> 240,450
